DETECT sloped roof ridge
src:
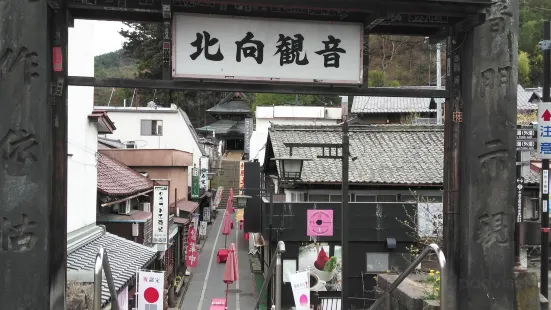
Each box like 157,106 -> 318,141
269,124 -> 444,132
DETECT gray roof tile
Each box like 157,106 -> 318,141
197,119 -> 245,135
525,169 -> 540,185
351,84 -> 537,114
67,228 -> 157,306
268,124 -> 443,184
351,96 -> 442,113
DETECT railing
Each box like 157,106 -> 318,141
254,241 -> 286,310
94,247 -> 121,310
368,244 -> 446,310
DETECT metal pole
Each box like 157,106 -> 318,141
436,42 -> 442,125
275,251 -> 282,310
341,97 -> 350,310
542,20 -> 551,299
267,193 -> 274,309
102,251 -> 120,310
94,248 -> 104,310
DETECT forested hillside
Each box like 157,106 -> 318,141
93,2 -> 549,126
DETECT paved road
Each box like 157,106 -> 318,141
181,211 -> 257,310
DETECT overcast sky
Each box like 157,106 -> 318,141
92,21 -> 129,56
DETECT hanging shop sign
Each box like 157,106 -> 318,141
152,186 -> 169,244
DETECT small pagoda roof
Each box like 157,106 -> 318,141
207,92 -> 251,114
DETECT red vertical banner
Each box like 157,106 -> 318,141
53,47 -> 63,72
186,224 -> 199,268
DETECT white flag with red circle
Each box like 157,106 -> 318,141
137,270 -> 164,310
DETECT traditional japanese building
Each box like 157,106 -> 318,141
196,92 -> 252,159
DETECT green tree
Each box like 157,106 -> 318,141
117,23 -> 227,128
519,51 -> 531,86
368,70 -> 401,87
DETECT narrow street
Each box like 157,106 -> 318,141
181,210 -> 258,310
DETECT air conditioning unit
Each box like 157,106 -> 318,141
118,200 -> 131,215
139,202 -> 151,213
126,141 -> 137,149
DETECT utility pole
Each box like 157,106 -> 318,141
436,42 -> 442,125
540,20 -> 551,299
341,96 -> 350,310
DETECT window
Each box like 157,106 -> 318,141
141,120 -> 163,136
356,195 -> 376,202
377,195 -> 397,202
524,197 -> 539,220
401,195 -> 417,202
308,194 -> 330,202
366,253 -> 389,272
290,192 -> 305,202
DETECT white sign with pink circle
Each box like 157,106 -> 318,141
307,209 -> 334,237
289,270 -> 310,310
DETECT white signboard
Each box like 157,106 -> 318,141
117,286 -> 128,310
137,270 -> 164,310
538,102 -> 551,159
544,170 -> 549,195
199,221 -> 207,236
289,270 -> 310,310
203,207 -> 211,222
173,13 -> 363,84
153,186 -> 169,244
200,157 -> 210,190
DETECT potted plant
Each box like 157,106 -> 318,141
313,248 -> 337,282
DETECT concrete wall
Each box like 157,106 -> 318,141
67,20 -> 98,234
138,166 -> 189,206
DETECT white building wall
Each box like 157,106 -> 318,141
95,105 -> 203,183
250,106 -> 342,164
67,20 -> 98,234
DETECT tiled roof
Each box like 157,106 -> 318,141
67,227 -> 157,307
98,137 -> 126,149
525,169 -> 540,185
197,119 -> 245,135
351,96 -> 442,113
97,153 -> 154,196
518,85 -> 538,111
208,93 -> 251,114
351,84 -> 538,114
171,198 -> 199,213
267,124 -> 443,185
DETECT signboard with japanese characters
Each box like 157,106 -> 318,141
516,128 -> 536,150
199,221 -> 208,236
203,206 -> 211,222
192,167 -> 200,199
137,270 -> 165,310
152,186 -> 169,244
538,102 -> 551,159
213,186 -> 224,210
173,13 -> 363,84
239,161 -> 246,195
244,118 -> 253,155
186,224 -> 199,268
200,157 -> 210,191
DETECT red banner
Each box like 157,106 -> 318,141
186,225 -> 199,268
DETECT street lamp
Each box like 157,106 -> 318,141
234,194 -> 252,208
271,156 -> 311,181
206,172 -> 216,180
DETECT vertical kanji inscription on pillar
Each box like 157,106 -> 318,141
459,0 -> 518,307
0,0 -> 52,308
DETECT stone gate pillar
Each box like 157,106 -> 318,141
457,0 -> 519,308
0,1 -> 67,308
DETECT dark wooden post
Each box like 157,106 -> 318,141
457,0 -> 519,308
0,0 -> 68,309
443,27 -> 461,310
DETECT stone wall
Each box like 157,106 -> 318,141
66,281 -> 93,310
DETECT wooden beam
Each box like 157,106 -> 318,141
68,76 -> 450,98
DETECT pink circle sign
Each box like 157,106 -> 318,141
300,294 -> 309,306
307,209 -> 334,237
